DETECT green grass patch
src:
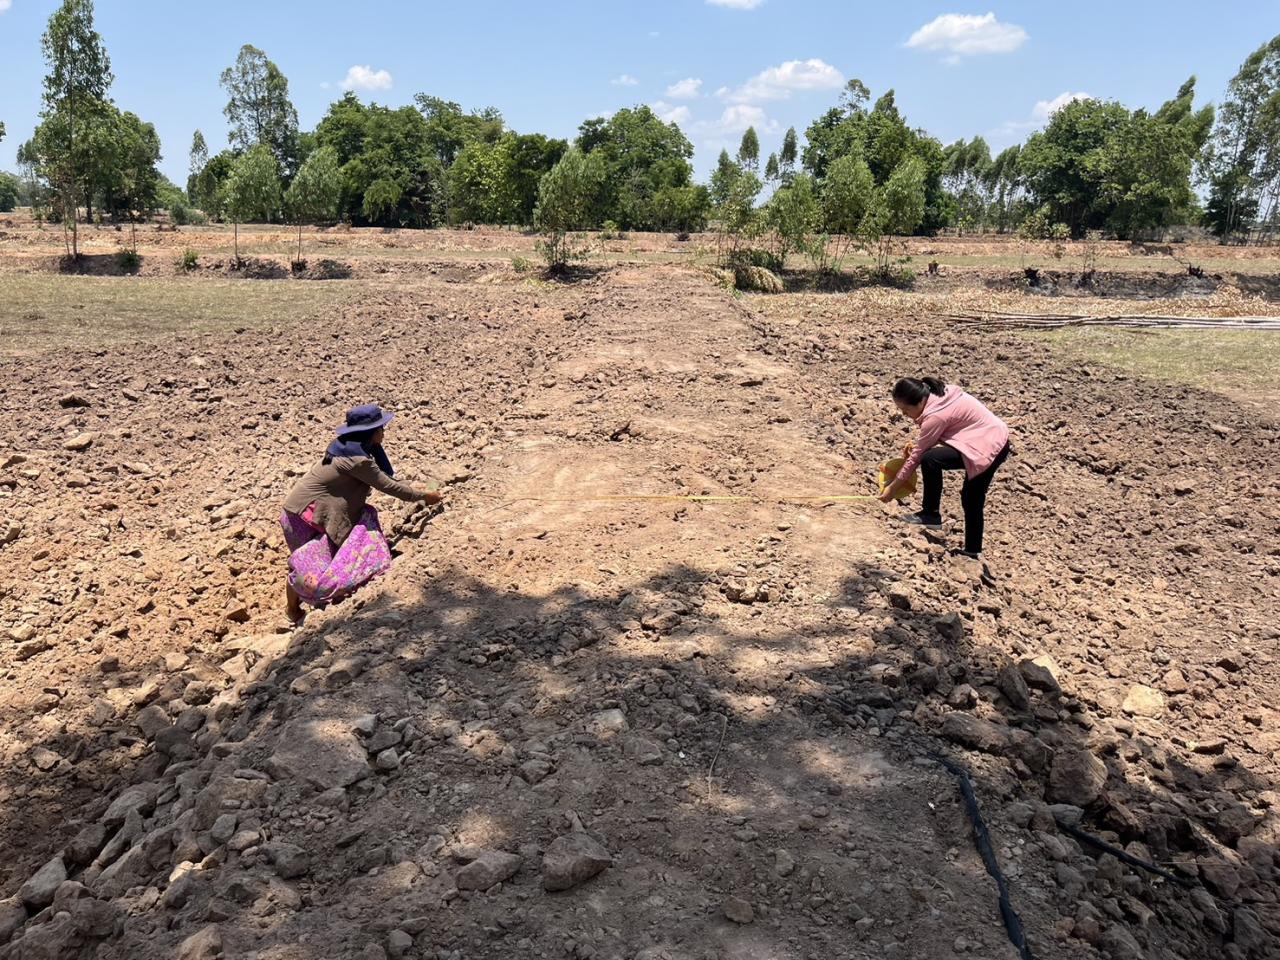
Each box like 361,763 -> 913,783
1031,326 -> 1279,400
0,274 -> 362,354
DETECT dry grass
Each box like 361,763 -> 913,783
1031,326 -> 1280,403
0,274 -> 362,354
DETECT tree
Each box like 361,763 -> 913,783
0,174 -> 17,213
188,130 -> 208,201
534,148 -> 603,270
315,95 -> 445,227
737,127 -> 760,172
224,144 -> 281,261
1204,36 -> 1280,237
943,136 -> 993,233
780,127 -> 799,177
985,144 -> 1026,232
764,172 -> 820,264
220,45 -> 299,177
764,153 -> 780,182
1097,79 -> 1212,237
104,110 -> 161,249
869,156 -> 926,271
710,149 -> 761,264
285,145 -> 341,262
648,184 -> 710,232
447,138 -> 518,224
0,121 -> 5,145
801,81 -> 950,234
414,95 -> 505,167
192,149 -> 235,218
1019,98 -> 1130,235
817,153 -> 875,269
36,0 -> 114,256
577,106 -> 697,230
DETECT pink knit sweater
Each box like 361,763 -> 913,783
896,386 -> 1010,481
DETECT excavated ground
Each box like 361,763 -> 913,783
0,251 -> 1277,960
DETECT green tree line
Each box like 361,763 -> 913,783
10,1 -> 1280,246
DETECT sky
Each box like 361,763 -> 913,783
1,1 -> 1278,186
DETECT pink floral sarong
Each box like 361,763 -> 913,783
280,505 -> 392,606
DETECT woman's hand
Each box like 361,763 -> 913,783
879,478 -> 900,503
423,489 -> 445,505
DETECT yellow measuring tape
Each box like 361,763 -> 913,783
469,492 -> 882,506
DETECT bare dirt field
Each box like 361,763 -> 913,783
0,218 -> 1278,960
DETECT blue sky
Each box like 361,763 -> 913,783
1,1 -> 1278,185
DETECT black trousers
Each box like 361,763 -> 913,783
920,442 -> 1010,553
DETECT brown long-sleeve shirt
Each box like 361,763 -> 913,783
283,455 -> 426,546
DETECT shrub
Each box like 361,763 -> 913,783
868,264 -> 915,289
728,247 -> 784,273
511,256 -> 534,273
178,249 -> 199,271
117,250 -> 141,273
600,219 -> 620,240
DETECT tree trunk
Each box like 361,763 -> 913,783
297,222 -> 303,263
234,221 -> 239,263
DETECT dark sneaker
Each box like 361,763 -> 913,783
950,548 -> 981,560
898,512 -> 943,529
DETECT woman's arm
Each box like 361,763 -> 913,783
880,418 -> 944,501
345,458 -> 436,503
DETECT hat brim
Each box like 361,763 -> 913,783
336,411 -> 394,436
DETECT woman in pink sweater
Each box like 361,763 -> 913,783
879,377 -> 1010,558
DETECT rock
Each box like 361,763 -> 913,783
268,717 -> 370,790
586,708 -> 629,739
1020,657 -> 1061,693
1232,907 -> 1269,956
722,896 -> 754,924
622,735 -> 664,765
62,432 -> 96,451
58,393 -> 91,408
19,856 -> 66,909
542,834 -> 612,892
935,612 -> 964,642
941,712 -> 1010,755
1160,668 -> 1189,694
997,663 -> 1032,710
454,849 -> 522,891
210,814 -> 238,845
1099,924 -> 1144,960
375,748 -> 401,772
177,924 -> 223,960
102,783 -> 157,829
1048,750 -> 1107,807
265,842 -> 309,879
32,747 -> 61,772
387,929 -> 414,959
134,704 -> 171,739
1049,804 -> 1085,828
774,849 -> 796,877
1122,685 -> 1164,718
0,897 -> 25,944
66,824 -> 107,865
1200,858 -> 1242,899
228,829 -> 259,852
518,759 -> 553,784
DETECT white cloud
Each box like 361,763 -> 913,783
1032,90 -> 1090,121
906,12 -> 1027,58
0,1 -> 10,12
720,58 -> 845,103
989,90 -> 1092,141
342,65 -> 393,92
665,77 -> 703,99
707,0 -> 765,8
651,101 -> 693,126
611,74 -> 640,87
697,104 -> 779,136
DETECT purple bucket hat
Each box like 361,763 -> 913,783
336,404 -> 395,436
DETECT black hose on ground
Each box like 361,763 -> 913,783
932,754 -> 1036,960
1055,820 -> 1198,889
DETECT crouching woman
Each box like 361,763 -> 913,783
281,404 -> 442,622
